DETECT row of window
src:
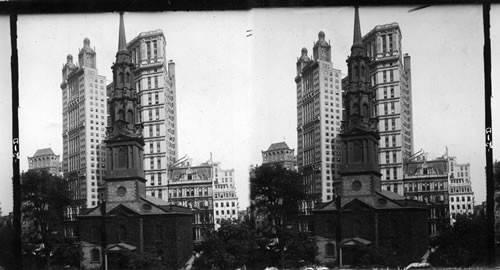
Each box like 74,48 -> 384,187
214,201 -> 236,208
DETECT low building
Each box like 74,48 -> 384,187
448,157 -> 474,218
28,148 -> 62,176
168,158 -> 215,243
213,165 -> 239,226
403,153 -> 449,236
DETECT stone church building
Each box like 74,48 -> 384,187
313,7 -> 429,267
78,13 -> 192,270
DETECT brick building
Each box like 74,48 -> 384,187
403,153 -> 450,236
167,158 -> 215,243
78,14 -> 192,270
313,8 -> 428,267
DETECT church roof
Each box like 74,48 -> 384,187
105,242 -> 137,252
340,237 -> 372,247
79,196 -> 192,218
266,142 -> 291,151
32,148 -> 56,157
313,191 -> 427,212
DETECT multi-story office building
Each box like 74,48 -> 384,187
448,156 -> 474,217
404,153 -> 449,236
61,38 -> 107,221
213,165 -> 239,225
361,24 -> 413,196
295,31 -> 343,219
127,30 -> 178,201
261,141 -> 296,171
28,148 -> 62,176
168,158 -> 214,243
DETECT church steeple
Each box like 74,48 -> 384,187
118,12 -> 127,53
352,7 -> 363,49
104,13 -> 146,203
339,7 -> 381,203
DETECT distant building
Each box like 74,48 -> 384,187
28,148 -> 62,176
167,158 -> 215,243
78,14 -> 192,270
261,142 -> 296,171
126,30 -> 178,201
313,8 -> 428,267
448,156 -> 474,217
362,23 -> 413,196
213,164 -> 239,225
403,153 -> 449,236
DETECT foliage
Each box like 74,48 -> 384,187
21,170 -> 74,269
250,164 -> 304,233
429,213 -> 487,267
118,247 -> 169,270
194,219 -> 257,270
249,164 -> 315,269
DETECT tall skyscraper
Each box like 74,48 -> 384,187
61,38 -> 107,218
295,31 -> 343,217
126,30 -> 178,200
362,24 -> 413,196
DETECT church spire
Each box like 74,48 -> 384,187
118,12 -> 127,52
351,6 -> 366,56
353,6 -> 362,47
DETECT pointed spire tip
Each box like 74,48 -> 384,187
118,12 -> 127,51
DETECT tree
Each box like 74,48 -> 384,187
194,219 -> 258,270
429,213 -> 487,267
21,170 -> 74,269
250,164 -> 304,234
250,164 -> 315,269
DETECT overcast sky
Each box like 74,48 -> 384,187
0,5 -> 493,213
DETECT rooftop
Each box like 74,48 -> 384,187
265,142 -> 292,152
31,148 -> 56,157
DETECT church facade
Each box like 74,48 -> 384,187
313,7 -> 429,267
78,13 -> 192,270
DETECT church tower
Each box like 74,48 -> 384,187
339,7 -> 381,205
104,13 -> 146,204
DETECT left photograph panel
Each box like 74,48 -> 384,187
16,11 -> 250,270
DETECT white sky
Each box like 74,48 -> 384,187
0,5 -> 493,213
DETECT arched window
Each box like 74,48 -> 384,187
351,103 -> 359,115
90,226 -> 100,242
125,72 -> 130,84
127,109 -> 134,124
90,248 -> 100,262
325,243 -> 335,257
353,65 -> 359,78
118,225 -> 127,242
362,103 -> 369,117
118,72 -> 123,83
117,147 -> 127,168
